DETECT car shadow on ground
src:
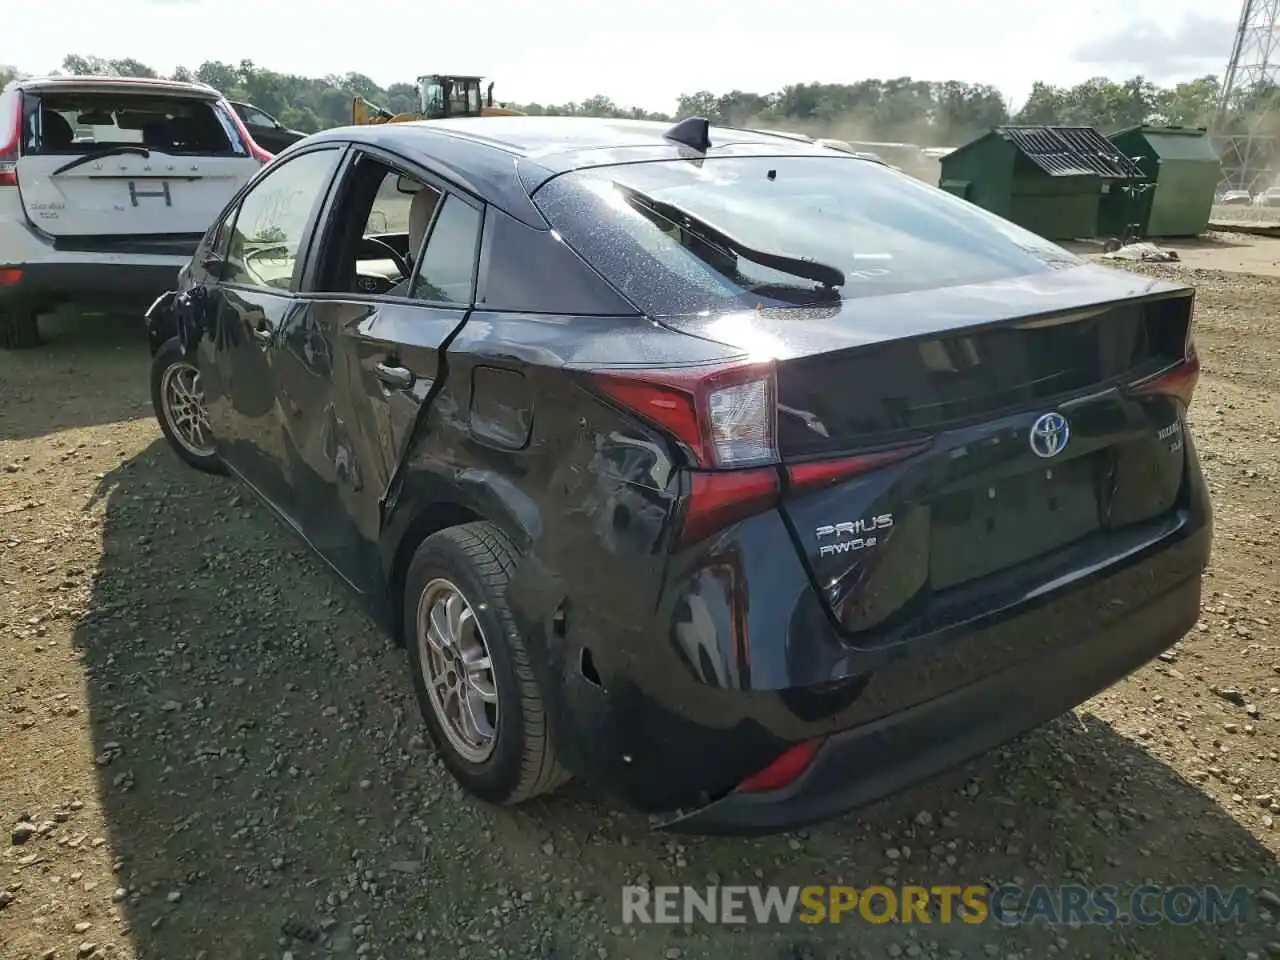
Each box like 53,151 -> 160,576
0,311 -> 152,443
73,439 -> 1279,960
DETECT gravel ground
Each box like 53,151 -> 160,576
1,262 -> 1279,960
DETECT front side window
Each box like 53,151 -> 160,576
225,148 -> 341,290
410,194 -> 482,304
533,155 -> 1083,317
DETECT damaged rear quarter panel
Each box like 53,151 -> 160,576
377,308 -> 740,758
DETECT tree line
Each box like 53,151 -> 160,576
0,54 -> 1270,148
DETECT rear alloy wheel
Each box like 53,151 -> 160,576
150,336 -> 225,474
404,522 -> 569,804
417,578 -> 500,764
0,307 -> 40,349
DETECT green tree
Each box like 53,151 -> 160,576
41,54 -> 1272,156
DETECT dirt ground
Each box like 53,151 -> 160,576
2,249 -> 1280,960
1152,233 -> 1280,278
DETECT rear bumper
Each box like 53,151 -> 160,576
663,565 -> 1200,834
538,469 -> 1210,833
0,253 -> 186,308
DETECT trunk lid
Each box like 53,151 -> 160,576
661,265 -> 1196,639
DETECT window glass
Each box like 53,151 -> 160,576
32,91 -> 239,155
243,106 -> 277,127
533,155 -> 1083,317
421,80 -> 444,116
226,148 -> 340,290
367,168 -> 421,235
206,207 -> 235,259
409,195 -> 481,304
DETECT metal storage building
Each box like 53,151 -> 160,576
1099,125 -> 1221,237
938,125 -> 1145,240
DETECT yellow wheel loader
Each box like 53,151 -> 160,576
351,74 -> 524,125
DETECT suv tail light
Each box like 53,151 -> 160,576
220,100 -> 273,165
0,93 -> 21,188
590,362 -> 929,547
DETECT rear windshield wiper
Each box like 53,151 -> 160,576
744,282 -> 841,306
615,183 -> 846,290
51,145 -> 152,176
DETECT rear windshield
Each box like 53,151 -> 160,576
532,155 -> 1082,317
29,91 -> 245,157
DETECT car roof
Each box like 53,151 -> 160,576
301,115 -> 866,226
7,75 -> 222,99
403,115 -> 837,159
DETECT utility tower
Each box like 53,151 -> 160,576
1214,0 -> 1280,192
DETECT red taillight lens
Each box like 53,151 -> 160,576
785,441 -> 933,497
220,100 -> 273,165
0,268 -> 22,285
682,467 -> 781,547
248,140 -> 274,165
591,361 -> 930,547
675,442 -> 930,549
1130,329 -> 1200,408
736,738 -> 824,793
0,95 -> 21,188
591,361 -> 778,469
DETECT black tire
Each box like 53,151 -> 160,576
403,521 -> 569,804
0,306 -> 40,349
150,337 -> 226,475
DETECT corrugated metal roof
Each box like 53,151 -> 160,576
998,125 -> 1144,179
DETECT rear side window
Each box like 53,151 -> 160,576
411,195 -> 482,304
29,91 -> 245,157
533,155 -> 1082,317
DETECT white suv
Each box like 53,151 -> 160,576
0,75 -> 272,347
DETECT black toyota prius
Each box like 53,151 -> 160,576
145,115 -> 1211,834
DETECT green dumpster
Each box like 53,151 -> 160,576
939,125 -> 1144,240
1102,125 -> 1221,237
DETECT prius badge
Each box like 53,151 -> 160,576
1029,412 -> 1070,459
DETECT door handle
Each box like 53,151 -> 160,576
375,362 -> 414,389
252,324 -> 272,344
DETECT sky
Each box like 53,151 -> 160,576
6,0 -> 1240,113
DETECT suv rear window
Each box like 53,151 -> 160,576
532,155 -> 1082,317
28,91 -> 245,157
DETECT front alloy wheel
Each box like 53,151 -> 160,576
161,361 -> 215,460
150,336 -> 225,474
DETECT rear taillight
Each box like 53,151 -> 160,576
591,360 -> 779,469
590,362 -> 929,547
0,97 -> 21,188
1130,310 -> 1200,407
220,100 -> 273,165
